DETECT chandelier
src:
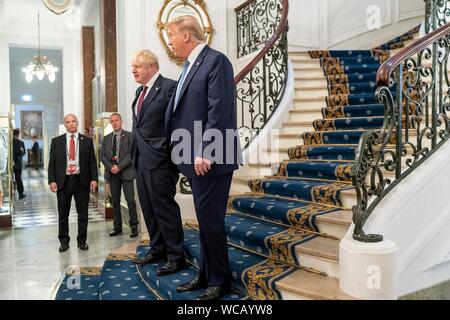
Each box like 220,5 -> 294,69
22,13 -> 58,83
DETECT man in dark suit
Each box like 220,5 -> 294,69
129,49 -> 185,276
12,129 -> 26,199
165,16 -> 241,300
48,114 -> 98,252
100,113 -> 139,237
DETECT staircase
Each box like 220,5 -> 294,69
54,26 -> 421,301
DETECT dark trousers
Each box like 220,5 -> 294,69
14,168 -> 24,196
190,172 -> 233,288
56,175 -> 89,245
136,162 -> 184,262
109,174 -> 138,233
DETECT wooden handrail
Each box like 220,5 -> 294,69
377,22 -> 450,87
234,0 -> 289,84
234,0 -> 255,12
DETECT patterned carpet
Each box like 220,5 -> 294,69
54,26 -> 420,300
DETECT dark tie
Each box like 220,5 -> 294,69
136,85 -> 148,119
112,133 -> 118,165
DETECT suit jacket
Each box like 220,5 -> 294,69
100,130 -> 135,181
131,74 -> 177,170
165,45 -> 242,178
48,133 -> 98,190
13,137 -> 26,170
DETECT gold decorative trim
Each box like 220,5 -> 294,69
42,0 -> 74,15
157,0 -> 214,64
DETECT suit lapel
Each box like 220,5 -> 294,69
174,45 -> 209,113
137,75 -> 163,125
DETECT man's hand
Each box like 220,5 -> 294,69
111,165 -> 121,174
194,157 -> 212,176
90,181 -> 98,193
49,182 -> 58,193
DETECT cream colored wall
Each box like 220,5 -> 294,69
288,0 -> 424,50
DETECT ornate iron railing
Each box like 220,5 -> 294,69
236,0 -> 283,58
351,20 -> 450,242
425,0 -> 450,34
235,0 -> 289,148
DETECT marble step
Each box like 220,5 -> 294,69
295,236 -> 340,278
288,109 -> 324,122
293,97 -> 327,109
276,269 -> 356,300
315,210 -> 352,240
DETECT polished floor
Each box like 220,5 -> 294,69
0,221 -> 137,300
12,169 -> 104,228
0,169 -> 137,300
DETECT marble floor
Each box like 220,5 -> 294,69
12,169 -> 104,228
0,168 -> 138,300
0,221 -> 138,300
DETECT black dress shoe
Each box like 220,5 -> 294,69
109,230 -> 122,237
19,194 -> 26,200
130,231 -> 138,238
77,243 -> 89,250
156,259 -> 186,276
132,253 -> 166,265
196,286 -> 230,300
59,244 -> 69,252
176,275 -> 206,292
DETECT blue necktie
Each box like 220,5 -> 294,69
173,60 -> 191,112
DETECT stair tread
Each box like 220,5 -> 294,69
315,210 -> 352,227
296,236 -> 339,261
276,269 -> 356,300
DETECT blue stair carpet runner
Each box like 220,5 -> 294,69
54,267 -> 102,300
54,253 -> 157,300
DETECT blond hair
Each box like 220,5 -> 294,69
133,49 -> 159,68
167,15 -> 206,42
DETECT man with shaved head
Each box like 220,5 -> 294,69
48,114 -> 98,252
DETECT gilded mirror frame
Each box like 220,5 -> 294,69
157,0 -> 213,64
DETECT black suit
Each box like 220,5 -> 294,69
131,74 -> 184,263
13,137 -> 25,197
100,130 -> 138,233
48,133 -> 98,246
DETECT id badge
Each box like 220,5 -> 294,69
68,160 -> 77,174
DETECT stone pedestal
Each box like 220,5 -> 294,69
340,235 -> 398,300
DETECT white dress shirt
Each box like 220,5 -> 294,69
66,132 -> 80,175
185,43 -> 207,76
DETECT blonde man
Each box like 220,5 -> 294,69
130,50 -> 185,276
165,16 -> 241,300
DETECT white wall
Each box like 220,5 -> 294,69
116,0 -> 229,130
0,33 -> 82,127
288,0 -> 425,50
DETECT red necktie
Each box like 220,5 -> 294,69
136,86 -> 148,119
69,135 -> 75,160
68,135 -> 76,174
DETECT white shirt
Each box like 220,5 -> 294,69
134,72 -> 160,116
66,132 -> 80,175
185,43 -> 207,76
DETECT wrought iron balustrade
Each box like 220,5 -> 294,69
425,0 -> 450,33
351,21 -> 450,242
235,0 -> 289,149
